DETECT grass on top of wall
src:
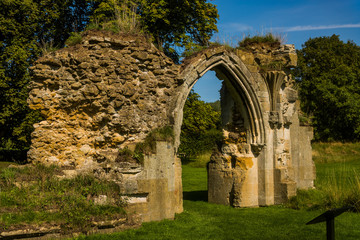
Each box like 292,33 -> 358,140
0,161 -> 15,170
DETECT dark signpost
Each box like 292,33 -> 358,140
306,206 -> 354,240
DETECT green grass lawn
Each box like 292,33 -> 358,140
77,200 -> 360,240
77,143 -> 360,240
2,143 -> 360,239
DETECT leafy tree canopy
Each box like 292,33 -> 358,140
296,35 -> 360,141
0,0 -> 218,156
91,0 -> 219,62
0,0 -> 98,152
179,90 -> 222,158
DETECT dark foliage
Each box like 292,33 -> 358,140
179,90 -> 222,158
0,0 -> 99,155
296,35 -> 360,141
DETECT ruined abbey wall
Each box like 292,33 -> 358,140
28,31 -> 315,222
28,32 -> 180,167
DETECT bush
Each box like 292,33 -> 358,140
179,128 -> 223,160
182,45 -> 208,58
65,32 -> 82,46
0,148 -> 28,163
179,91 -> 222,160
238,33 -> 282,48
296,35 -> 360,141
136,126 -> 174,155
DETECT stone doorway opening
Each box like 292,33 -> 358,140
207,65 -> 260,207
179,70 -> 222,202
174,55 -> 266,207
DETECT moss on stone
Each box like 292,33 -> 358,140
135,126 -> 174,155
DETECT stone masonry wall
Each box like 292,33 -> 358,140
28,31 -> 185,222
28,31 -> 180,169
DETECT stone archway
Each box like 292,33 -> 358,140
173,48 -> 268,207
173,47 -> 266,149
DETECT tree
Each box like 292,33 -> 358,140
140,0 -> 218,62
296,35 -> 360,141
179,90 -> 222,158
91,0 -> 219,62
0,0 -> 98,155
0,0 -> 219,158
0,0 -> 40,152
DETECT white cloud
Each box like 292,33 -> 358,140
272,23 -> 360,32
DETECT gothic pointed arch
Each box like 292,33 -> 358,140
173,47 -> 266,150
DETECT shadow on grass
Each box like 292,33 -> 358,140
183,190 -> 208,202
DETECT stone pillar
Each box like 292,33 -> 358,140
263,126 -> 275,206
126,141 -> 183,222
290,104 -> 315,189
208,83 -> 259,207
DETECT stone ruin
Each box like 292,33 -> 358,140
28,30 -> 315,222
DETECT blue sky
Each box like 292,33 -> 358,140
193,0 -> 360,102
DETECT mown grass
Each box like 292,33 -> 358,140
77,172 -> 360,240
181,152 -> 212,169
0,164 -> 126,233
76,142 -> 360,239
76,201 -> 360,240
2,143 -> 360,239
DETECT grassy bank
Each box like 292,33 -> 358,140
0,161 -> 16,170
0,164 -> 126,233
